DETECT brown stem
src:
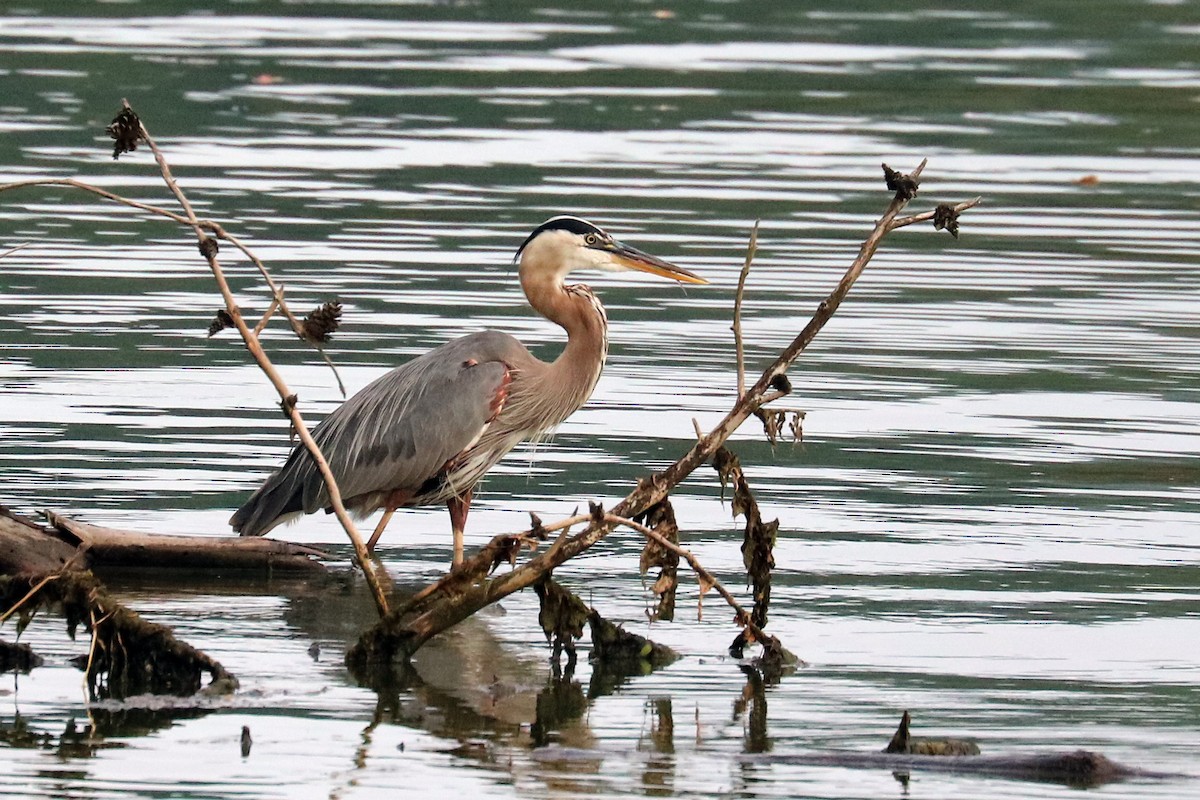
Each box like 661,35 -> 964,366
129,105 -> 389,617
602,513 -> 754,629
254,295 -> 281,337
349,159 -> 955,663
0,178 -> 345,397
890,197 -> 982,231
732,220 -> 760,399
0,242 -> 31,260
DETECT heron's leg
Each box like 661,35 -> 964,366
366,508 -> 395,553
447,488 -> 473,567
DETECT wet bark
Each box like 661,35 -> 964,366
1,505 -> 326,576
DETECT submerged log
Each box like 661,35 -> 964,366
0,570 -> 236,698
885,710 -> 981,756
1,504 -> 326,576
738,749 -> 1178,789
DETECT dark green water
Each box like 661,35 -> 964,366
1,2 -> 1198,798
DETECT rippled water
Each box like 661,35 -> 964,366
2,2 -> 1198,798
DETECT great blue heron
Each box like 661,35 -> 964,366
230,216 -> 706,565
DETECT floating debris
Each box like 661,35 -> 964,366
885,711 -> 980,756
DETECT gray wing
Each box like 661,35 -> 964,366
231,330 -> 524,536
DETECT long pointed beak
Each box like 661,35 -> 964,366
607,240 -> 708,285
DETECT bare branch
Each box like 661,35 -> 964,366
128,103 -> 389,617
0,242 -> 31,260
732,220 -> 760,398
1,104 -> 370,605
0,177 -> 347,397
891,197 -> 982,231
348,158 -> 980,665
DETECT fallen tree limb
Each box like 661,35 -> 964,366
124,104 -> 388,615
46,510 -> 329,572
1,505 -> 326,576
0,569 -> 236,699
348,160 -> 973,667
737,750 -> 1180,789
1,102 -> 388,614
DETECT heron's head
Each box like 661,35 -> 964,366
514,216 -> 706,285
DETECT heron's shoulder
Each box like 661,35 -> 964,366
429,329 -> 531,363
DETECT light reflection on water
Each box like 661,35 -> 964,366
2,2 -> 1199,798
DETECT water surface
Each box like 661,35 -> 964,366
1,2 -> 1198,798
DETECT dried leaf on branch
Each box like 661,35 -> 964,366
933,203 -> 961,238
207,308 -> 236,338
756,407 -> 805,446
882,162 -> 920,200
534,575 -> 589,665
635,499 -> 679,621
713,447 -> 777,628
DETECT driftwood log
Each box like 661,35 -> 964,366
1,504 -> 326,576
0,505 -> 326,698
738,750 -> 1178,789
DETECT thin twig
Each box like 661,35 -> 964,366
128,104 -> 389,617
0,177 -> 193,223
890,197 -> 982,231
603,513 -> 754,629
254,294 -> 281,337
82,608 -> 114,698
0,241 -> 30,260
0,176 -> 346,396
732,220 -> 759,399
727,220 -> 804,441
0,574 -> 59,626
349,159 -> 968,663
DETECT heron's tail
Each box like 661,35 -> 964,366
229,471 -> 305,537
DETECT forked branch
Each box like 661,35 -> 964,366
349,159 -> 977,665
0,103 -> 386,616
129,105 -> 388,616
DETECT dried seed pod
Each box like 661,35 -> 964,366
933,203 -> 961,238
198,237 -> 219,259
206,308 -> 236,338
301,301 -> 342,344
882,163 -> 919,200
106,107 -> 143,160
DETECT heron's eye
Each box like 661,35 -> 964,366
584,233 -> 599,246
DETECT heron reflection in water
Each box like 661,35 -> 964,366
230,216 -> 706,565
